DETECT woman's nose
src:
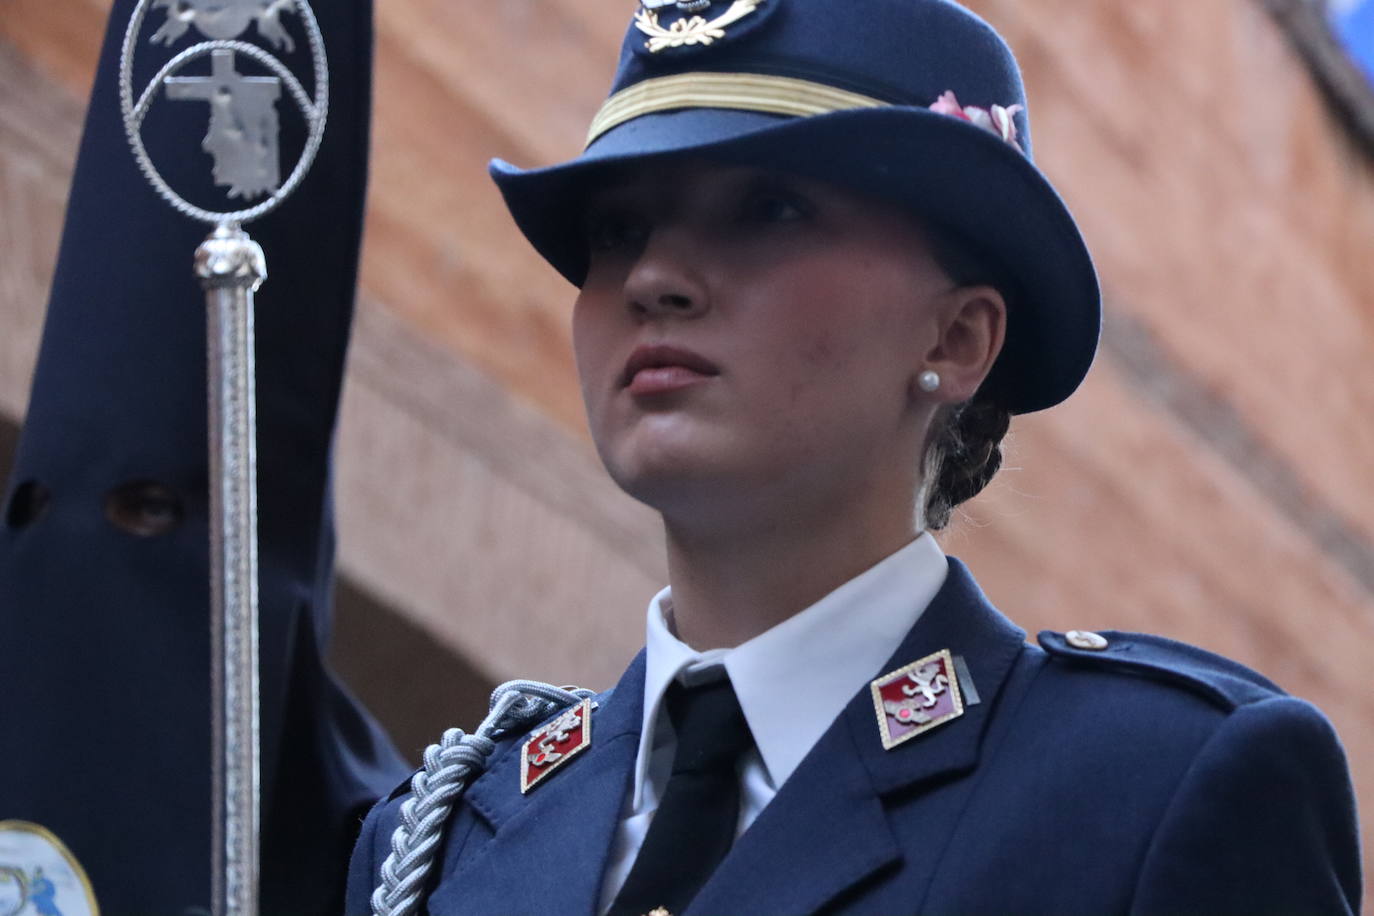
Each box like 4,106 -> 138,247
623,227 -> 711,320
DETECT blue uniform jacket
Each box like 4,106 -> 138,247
346,559 -> 1361,914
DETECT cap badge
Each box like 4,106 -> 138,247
869,648 -> 966,751
634,0 -> 767,53
520,698 -> 594,793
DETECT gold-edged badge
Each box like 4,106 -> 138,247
869,648 -> 965,751
0,821 -> 100,916
519,698 -> 594,794
634,0 -> 768,53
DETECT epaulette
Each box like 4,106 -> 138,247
1037,629 -> 1285,712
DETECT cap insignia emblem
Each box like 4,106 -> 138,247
869,648 -> 966,751
520,698 -> 593,793
634,0 -> 767,53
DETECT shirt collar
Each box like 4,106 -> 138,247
634,533 -> 948,808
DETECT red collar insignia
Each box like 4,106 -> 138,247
869,648 -> 965,750
520,698 -> 593,793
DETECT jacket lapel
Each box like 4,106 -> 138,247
847,558 -> 1026,796
427,653 -> 647,916
687,559 -> 1027,916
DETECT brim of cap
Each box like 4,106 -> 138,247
490,105 -> 1100,414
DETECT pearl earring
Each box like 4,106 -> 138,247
918,370 -> 941,393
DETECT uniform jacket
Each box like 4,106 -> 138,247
346,559 -> 1361,915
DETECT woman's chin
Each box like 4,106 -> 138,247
599,416 -> 724,483
602,444 -> 758,513
605,450 -> 728,504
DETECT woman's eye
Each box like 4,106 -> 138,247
584,210 -> 649,252
743,190 -> 810,223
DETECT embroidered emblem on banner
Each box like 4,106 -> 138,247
0,822 -> 100,916
520,698 -> 594,793
634,0 -> 768,53
869,648 -> 965,751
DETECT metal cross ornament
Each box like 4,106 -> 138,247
166,49 -> 283,198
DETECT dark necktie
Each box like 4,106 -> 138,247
607,677 -> 754,916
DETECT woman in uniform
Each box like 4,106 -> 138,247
347,0 -> 1362,913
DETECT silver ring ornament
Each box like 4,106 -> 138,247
118,0 -> 329,225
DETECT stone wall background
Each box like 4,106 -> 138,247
2,0 -> 1371,901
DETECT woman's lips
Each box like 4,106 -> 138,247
627,365 -> 715,396
621,344 -> 720,396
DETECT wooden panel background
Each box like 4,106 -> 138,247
1,0 -> 1371,899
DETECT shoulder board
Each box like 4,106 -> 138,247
1037,629 -> 1285,711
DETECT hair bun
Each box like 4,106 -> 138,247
924,398 -> 1011,530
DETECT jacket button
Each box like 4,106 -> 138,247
1065,630 -> 1109,651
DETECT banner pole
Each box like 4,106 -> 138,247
199,224 -> 266,916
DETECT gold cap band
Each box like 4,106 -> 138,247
585,72 -> 889,148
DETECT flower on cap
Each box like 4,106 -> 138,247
929,90 -> 1024,152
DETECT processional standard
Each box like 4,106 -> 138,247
118,4 -> 328,913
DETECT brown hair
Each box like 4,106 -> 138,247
922,398 -> 1011,529
919,227 -> 1015,530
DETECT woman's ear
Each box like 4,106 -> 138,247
916,285 -> 1007,403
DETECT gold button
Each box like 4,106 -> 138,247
1065,630 -> 1109,651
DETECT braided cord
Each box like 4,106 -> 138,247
371,680 -> 596,916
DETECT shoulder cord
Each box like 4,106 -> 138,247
371,679 -> 596,916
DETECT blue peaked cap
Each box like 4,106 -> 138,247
490,0 -> 1100,414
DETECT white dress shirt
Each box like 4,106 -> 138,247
597,533 -> 949,912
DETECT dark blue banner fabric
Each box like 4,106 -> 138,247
0,1 -> 408,913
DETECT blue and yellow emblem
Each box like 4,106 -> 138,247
632,0 -> 775,57
0,823 -> 98,916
